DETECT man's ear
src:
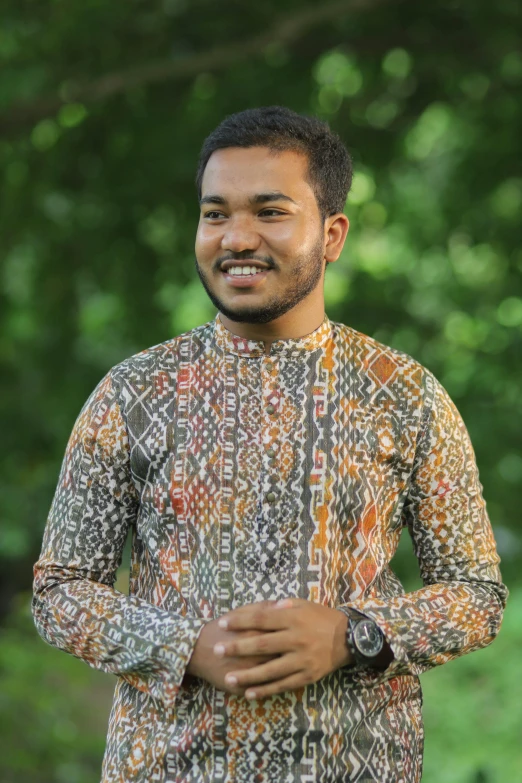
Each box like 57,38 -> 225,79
324,213 -> 349,264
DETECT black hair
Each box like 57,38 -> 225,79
196,106 -> 352,220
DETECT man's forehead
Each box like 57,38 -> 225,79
201,146 -> 310,196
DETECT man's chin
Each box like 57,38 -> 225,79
218,306 -> 284,325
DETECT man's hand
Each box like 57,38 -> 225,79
213,598 -> 352,699
186,608 -> 277,695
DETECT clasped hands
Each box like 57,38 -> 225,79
186,598 -> 352,700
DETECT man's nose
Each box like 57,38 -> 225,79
221,215 -> 261,253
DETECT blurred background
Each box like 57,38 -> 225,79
1,1 -> 521,781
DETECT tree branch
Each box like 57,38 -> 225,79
1,0 -> 395,136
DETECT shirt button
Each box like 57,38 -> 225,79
266,363 -> 274,372
267,448 -> 276,458
266,491 -> 277,503
266,404 -> 275,415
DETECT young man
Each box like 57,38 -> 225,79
33,106 -> 507,782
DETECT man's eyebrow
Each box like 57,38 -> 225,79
251,191 -> 298,205
199,194 -> 227,206
199,192 -> 298,207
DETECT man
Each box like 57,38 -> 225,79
33,106 -> 507,782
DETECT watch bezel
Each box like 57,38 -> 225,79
350,618 -> 384,660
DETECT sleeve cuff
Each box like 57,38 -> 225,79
121,615 -> 209,709
337,602 -> 415,685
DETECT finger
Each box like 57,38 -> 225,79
237,600 -> 278,612
225,653 -> 302,689
221,600 -> 277,620
219,606 -> 295,632
273,598 -> 297,609
214,631 -> 292,659
244,672 -> 309,700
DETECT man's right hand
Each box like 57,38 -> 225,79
186,616 -> 275,695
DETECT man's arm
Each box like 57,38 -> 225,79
32,371 -> 206,709
339,371 -> 508,679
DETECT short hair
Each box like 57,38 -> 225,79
196,106 -> 352,219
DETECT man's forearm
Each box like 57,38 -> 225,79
33,562 -> 205,707
342,577 -> 506,678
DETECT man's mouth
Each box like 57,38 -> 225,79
220,261 -> 272,288
225,265 -> 266,277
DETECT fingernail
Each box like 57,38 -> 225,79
225,674 -> 237,685
214,644 -> 225,657
218,619 -> 228,629
275,599 -> 291,608
245,689 -> 257,699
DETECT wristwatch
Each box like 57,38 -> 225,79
345,613 -> 384,666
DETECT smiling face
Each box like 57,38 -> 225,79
195,146 -> 337,327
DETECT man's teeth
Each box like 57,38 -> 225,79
227,266 -> 265,276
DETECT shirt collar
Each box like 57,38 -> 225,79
213,313 -> 333,358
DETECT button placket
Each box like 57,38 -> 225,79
256,369 -> 282,568
262,356 -> 281,508
247,350 -> 303,576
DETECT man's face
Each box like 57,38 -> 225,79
195,146 -> 326,324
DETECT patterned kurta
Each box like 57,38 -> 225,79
33,315 -> 507,783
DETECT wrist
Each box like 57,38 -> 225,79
335,610 -> 352,667
186,620 -> 213,679
343,610 -> 390,669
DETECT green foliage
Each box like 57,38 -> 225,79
0,595 -> 111,783
1,2 -> 521,569
421,587 -> 522,782
1,1 -> 521,586
0,0 -> 520,776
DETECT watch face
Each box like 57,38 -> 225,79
353,619 -> 384,657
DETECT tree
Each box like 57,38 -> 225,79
1,0 -> 521,617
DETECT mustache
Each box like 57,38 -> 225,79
215,252 -> 276,270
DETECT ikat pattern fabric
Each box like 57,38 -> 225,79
33,315 -> 507,783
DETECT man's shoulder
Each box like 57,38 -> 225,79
331,320 -> 431,383
109,320 -> 214,381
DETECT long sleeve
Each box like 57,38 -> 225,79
341,371 -> 508,680
32,371 -> 206,709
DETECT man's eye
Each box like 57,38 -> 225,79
204,211 -> 225,219
259,209 -> 285,217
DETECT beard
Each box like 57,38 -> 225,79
194,235 -> 325,324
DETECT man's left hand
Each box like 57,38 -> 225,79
213,598 -> 352,699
